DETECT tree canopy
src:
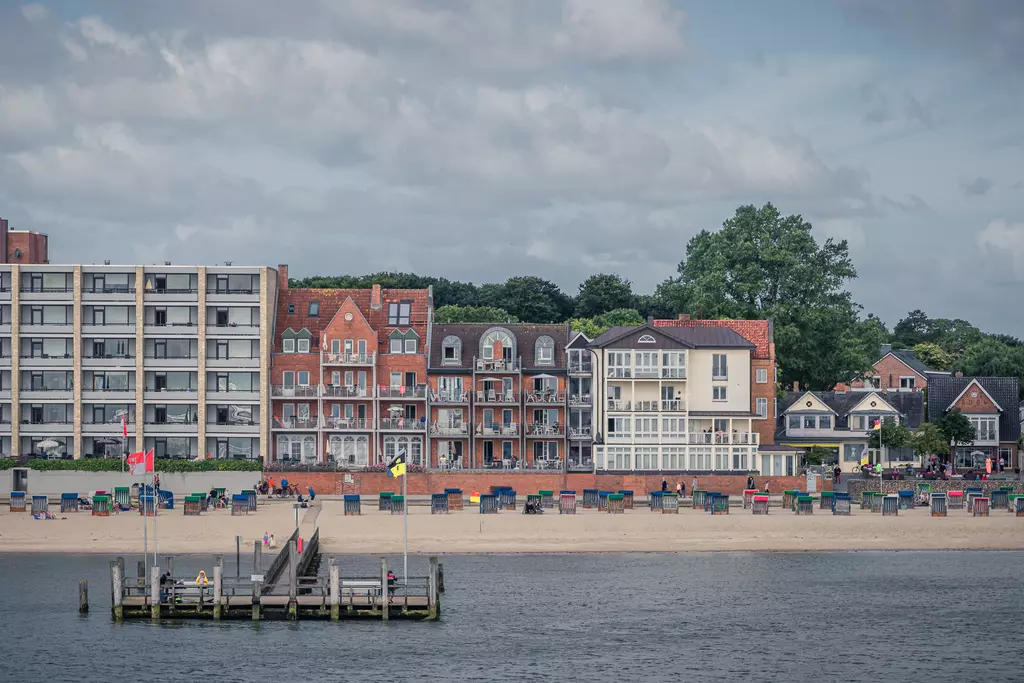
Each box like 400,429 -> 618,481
435,305 -> 518,324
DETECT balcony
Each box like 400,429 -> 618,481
321,385 -> 371,399
19,388 -> 73,401
661,399 -> 685,412
607,368 -> 632,379
143,288 -> 198,304
569,426 -> 593,440
607,399 -> 632,411
19,287 -> 73,302
272,416 -> 320,431
321,351 -> 375,366
686,432 -> 760,445
378,384 -> 427,400
81,388 -> 135,402
82,287 -> 136,303
19,322 -> 73,335
142,355 -> 197,369
143,389 -> 198,402
476,422 -> 519,437
474,390 -> 517,404
206,420 -> 260,435
82,420 -> 135,435
206,355 -> 259,369
19,354 -> 74,368
605,399 -> 686,412
568,394 -> 592,407
206,323 -> 261,338
82,354 -> 136,369
430,390 -> 469,404
569,359 -> 592,375
82,323 -> 137,336
379,417 -> 426,431
430,422 -> 469,437
662,368 -> 687,379
143,420 -> 200,434
206,289 -> 259,304
271,385 -> 319,398
143,322 -> 198,336
474,356 -> 521,373
206,389 -> 259,403
322,417 -> 373,431
524,390 -> 565,405
20,420 -> 75,435
526,423 -> 565,437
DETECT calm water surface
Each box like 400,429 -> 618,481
0,551 -> 1021,682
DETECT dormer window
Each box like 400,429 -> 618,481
308,301 -> 320,317
637,334 -> 656,344
481,327 -> 515,361
535,336 -> 554,365
442,335 -> 461,364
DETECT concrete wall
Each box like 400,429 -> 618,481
11,470 -> 262,498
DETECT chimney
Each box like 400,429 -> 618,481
793,381 -> 800,392
646,315 -> 653,325
955,370 -> 963,377
678,313 -> 691,321
277,264 -> 289,291
371,284 -> 382,310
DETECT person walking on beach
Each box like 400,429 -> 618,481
263,532 -> 269,548
268,534 -> 276,550
763,482 -> 770,494
676,481 -> 683,497
746,475 -> 755,490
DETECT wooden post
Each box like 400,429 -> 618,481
213,557 -> 223,620
111,560 -> 123,622
251,578 -> 261,621
79,579 -> 89,614
329,557 -> 339,621
254,540 -> 262,574
235,535 -> 241,579
428,556 -> 438,615
380,557 -> 389,622
150,565 -> 161,621
137,560 -> 145,588
167,556 -> 174,578
287,539 -> 298,621
438,562 -> 445,593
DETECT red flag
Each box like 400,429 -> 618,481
127,449 -> 154,476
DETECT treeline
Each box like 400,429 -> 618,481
292,203 -> 1023,392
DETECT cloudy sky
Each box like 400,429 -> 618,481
1,1 -> 1022,332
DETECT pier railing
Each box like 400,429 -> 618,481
262,528 -> 300,591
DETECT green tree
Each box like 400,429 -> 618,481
567,309 -> 645,339
481,277 -> 574,324
435,305 -> 518,324
868,417 -> 912,451
935,410 -> 976,455
575,274 -> 635,318
803,446 -> 834,466
912,342 -> 954,372
912,422 -> 950,460
892,309 -> 931,348
661,203 -> 869,388
568,317 -> 606,339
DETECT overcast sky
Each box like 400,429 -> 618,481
0,1 -> 1022,333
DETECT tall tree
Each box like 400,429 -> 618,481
484,276 -> 574,324
892,309 -> 931,348
912,342 -> 953,372
575,274 -> 635,318
912,423 -> 950,461
435,305 -> 518,324
935,410 -> 976,458
663,203 -> 868,388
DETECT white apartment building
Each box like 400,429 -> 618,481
0,263 -> 276,460
588,323 -> 764,472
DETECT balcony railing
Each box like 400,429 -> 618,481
526,423 -> 565,436
20,286 -> 72,293
321,385 -> 371,399
475,390 -> 517,404
430,390 -> 469,403
686,432 -> 760,445
605,399 -> 685,412
146,321 -> 198,327
474,356 -> 521,372
524,390 -> 565,404
147,288 -> 198,294
662,368 -> 687,379
607,368 -> 632,379
21,419 -> 73,425
476,422 -> 519,436
273,416 -> 320,430
271,385 -> 318,398
206,288 -> 256,295
378,384 -> 427,399
322,417 -> 373,430
210,419 -> 257,427
569,359 -> 592,374
85,286 -> 135,294
607,399 -> 631,411
430,422 -> 469,436
569,426 -> 592,439
321,351 -> 376,365
568,394 -> 592,406
379,417 -> 426,431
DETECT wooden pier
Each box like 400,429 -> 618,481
107,527 -> 442,622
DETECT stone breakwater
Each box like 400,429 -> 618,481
846,479 -> 1023,502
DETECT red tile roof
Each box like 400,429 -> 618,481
653,318 -> 773,360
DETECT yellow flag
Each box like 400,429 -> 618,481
872,420 -> 881,430
860,455 -> 869,466
388,455 -> 406,478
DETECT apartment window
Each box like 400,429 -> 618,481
713,386 -> 727,402
607,351 -> 632,378
900,376 -> 916,390
969,416 -> 997,441
661,351 -> 686,379
803,416 -> 816,429
442,336 -> 461,364
607,416 -> 631,437
756,368 -> 768,384
404,338 -> 417,354
819,415 -> 832,429
788,415 -> 801,430
635,351 -> 658,377
390,372 -> 402,388
535,336 -> 554,365
389,337 -> 403,354
282,338 -> 295,354
297,371 -> 310,387
308,301 -> 320,317
388,301 -> 411,326
297,338 -> 310,354
755,397 -> 768,418
287,304 -> 295,314
637,334 -> 656,344
712,354 -> 728,380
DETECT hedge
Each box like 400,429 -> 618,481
0,458 -> 261,473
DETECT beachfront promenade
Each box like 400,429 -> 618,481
2,496 -> 1023,554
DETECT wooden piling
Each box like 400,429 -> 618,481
150,565 -> 161,621
137,560 -> 145,588
428,556 -> 439,620
111,560 -> 123,622
254,540 -> 262,574
380,557 -> 389,622
329,557 -> 339,621
287,539 -> 298,621
235,536 -> 241,580
79,579 -> 89,614
213,557 -> 223,620
251,578 -> 261,621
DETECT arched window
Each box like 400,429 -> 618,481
355,436 -> 369,467
480,327 -> 515,361
328,435 -> 343,461
302,436 -> 316,463
409,438 -> 423,466
535,335 -> 554,365
277,435 -> 290,462
384,436 -> 396,463
638,334 -> 656,344
442,335 -> 462,364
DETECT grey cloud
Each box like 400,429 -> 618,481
879,194 -> 933,214
960,176 -> 994,197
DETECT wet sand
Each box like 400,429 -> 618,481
2,499 -> 1022,554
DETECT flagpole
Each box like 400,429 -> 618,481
403,456 -> 408,583
153,470 -> 158,570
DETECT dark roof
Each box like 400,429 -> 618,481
428,323 -> 569,371
776,390 -> 925,438
889,349 -> 932,377
926,376 -> 1021,442
589,323 -> 755,350
566,332 -> 591,349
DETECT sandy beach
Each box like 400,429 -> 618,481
2,499 -> 1023,554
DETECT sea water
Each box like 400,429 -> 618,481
0,551 -> 1021,682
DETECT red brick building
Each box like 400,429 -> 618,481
270,265 -> 432,465
0,217 -> 49,264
